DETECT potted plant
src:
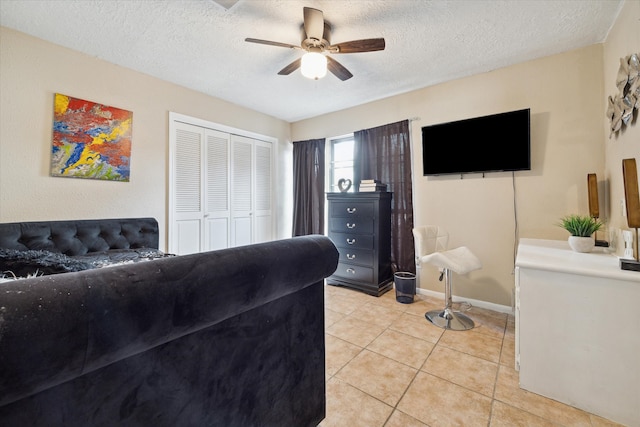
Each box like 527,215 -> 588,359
558,214 -> 603,252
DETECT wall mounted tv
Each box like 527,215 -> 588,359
421,108 -> 531,176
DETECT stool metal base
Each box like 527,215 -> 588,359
426,308 -> 475,331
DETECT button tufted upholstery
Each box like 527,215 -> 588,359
0,218 -> 159,256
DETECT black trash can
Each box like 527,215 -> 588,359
394,272 -> 416,304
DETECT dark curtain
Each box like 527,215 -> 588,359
354,120 -> 415,273
292,138 -> 325,236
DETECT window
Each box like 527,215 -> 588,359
329,135 -> 354,192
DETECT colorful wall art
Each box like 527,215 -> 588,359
51,93 -> 133,181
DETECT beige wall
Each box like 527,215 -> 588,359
292,44 -> 610,308
0,27 -> 292,250
603,0 -> 640,256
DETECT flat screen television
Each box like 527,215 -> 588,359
421,108 -> 531,176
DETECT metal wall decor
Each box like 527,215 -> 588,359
607,53 -> 640,137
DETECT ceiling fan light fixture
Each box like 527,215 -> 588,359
301,52 -> 327,80
246,7 -> 385,81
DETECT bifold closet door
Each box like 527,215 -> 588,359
231,135 -> 253,247
254,139 -> 273,244
205,130 -> 232,251
171,122 -> 204,255
229,135 -> 274,247
170,122 -> 231,254
170,120 -> 273,255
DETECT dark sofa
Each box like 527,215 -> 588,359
0,218 -> 338,427
0,218 -> 164,277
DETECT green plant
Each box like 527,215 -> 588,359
558,214 -> 603,237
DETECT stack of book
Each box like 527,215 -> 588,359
359,179 -> 387,192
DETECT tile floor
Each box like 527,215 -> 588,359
321,284 -> 623,427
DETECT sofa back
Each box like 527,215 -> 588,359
0,218 -> 159,256
0,234 -> 338,427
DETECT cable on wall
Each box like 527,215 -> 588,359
512,171 -> 519,270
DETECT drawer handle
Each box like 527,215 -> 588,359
347,238 -> 356,245
346,253 -> 356,260
346,268 -> 356,274
346,223 -> 356,229
347,207 -> 357,214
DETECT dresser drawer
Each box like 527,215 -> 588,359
329,232 -> 374,250
330,217 -> 374,234
337,248 -> 374,267
330,201 -> 374,218
332,262 -> 374,283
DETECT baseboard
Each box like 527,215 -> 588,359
416,288 -> 514,315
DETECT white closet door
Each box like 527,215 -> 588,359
169,112 -> 275,254
171,122 -> 204,255
254,140 -> 273,243
204,130 -> 231,251
231,135 -> 253,247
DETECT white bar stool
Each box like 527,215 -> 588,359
418,244 -> 482,331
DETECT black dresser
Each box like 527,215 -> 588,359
326,192 -> 393,296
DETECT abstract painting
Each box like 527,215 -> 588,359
51,93 -> 133,181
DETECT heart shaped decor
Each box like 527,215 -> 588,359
337,178 -> 352,192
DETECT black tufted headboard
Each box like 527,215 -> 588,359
0,218 -> 159,256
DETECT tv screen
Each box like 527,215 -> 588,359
421,108 -> 531,176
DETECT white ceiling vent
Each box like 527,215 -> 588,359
210,0 -> 240,11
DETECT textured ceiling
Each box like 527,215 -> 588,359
0,0 -> 624,122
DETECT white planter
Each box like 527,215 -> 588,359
568,236 -> 595,253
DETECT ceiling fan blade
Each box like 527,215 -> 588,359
327,56 -> 353,81
277,58 -> 302,76
303,7 -> 324,41
329,38 -> 386,53
245,38 -> 300,50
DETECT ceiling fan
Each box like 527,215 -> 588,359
245,7 -> 385,81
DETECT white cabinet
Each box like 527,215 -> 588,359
515,239 -> 640,427
169,116 -> 273,255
